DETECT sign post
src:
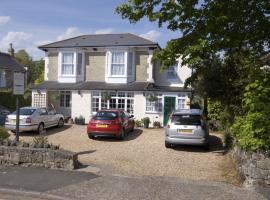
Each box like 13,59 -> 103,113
13,72 -> 25,142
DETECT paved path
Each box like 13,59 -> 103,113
0,166 -> 269,200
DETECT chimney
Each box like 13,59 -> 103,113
8,43 -> 14,57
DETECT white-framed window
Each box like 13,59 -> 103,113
61,53 -> 74,75
58,51 -> 84,83
106,49 -> 135,83
0,69 -> 6,87
146,94 -> 163,113
60,91 -> 71,108
91,91 -> 134,114
111,52 -> 125,75
167,64 -> 178,80
177,99 -> 185,109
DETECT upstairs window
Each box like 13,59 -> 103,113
167,64 -> 178,80
111,52 -> 125,75
61,53 -> 74,75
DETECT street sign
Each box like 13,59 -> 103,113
13,72 -> 25,95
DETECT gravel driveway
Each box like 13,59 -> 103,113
17,125 -> 229,182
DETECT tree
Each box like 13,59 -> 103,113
116,0 -> 270,116
15,50 -> 44,85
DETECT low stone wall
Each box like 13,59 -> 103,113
231,144 -> 270,187
0,145 -> 79,170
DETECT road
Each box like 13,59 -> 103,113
0,166 -> 268,200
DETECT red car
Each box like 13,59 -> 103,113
87,109 -> 135,140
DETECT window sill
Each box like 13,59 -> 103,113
145,111 -> 162,114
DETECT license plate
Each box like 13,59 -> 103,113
177,129 -> 192,134
96,124 -> 107,128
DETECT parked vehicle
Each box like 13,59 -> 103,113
87,109 -> 135,140
164,109 -> 209,149
0,105 -> 10,126
5,107 -> 64,134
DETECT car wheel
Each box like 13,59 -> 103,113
37,123 -> 44,135
203,142 -> 210,150
165,141 -> 171,148
118,128 -> 125,140
88,134 -> 95,139
58,118 -> 64,128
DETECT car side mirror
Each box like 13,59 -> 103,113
129,115 -> 134,118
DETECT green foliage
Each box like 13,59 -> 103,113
101,92 -> 111,101
32,136 -> 49,148
75,116 -> 85,125
135,120 -> 142,127
231,112 -> 270,151
0,127 -> 10,140
141,117 -> 150,124
148,95 -> 158,102
15,50 -> 44,85
231,78 -> 270,151
208,100 -> 223,121
0,90 -> 31,111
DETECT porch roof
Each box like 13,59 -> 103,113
31,81 -> 191,93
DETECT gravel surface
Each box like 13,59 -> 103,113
16,125 -> 227,182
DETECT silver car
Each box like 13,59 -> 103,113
5,107 -> 64,134
165,109 -> 209,149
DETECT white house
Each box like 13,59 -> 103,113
31,33 -> 192,126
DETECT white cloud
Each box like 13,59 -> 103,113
0,31 -> 32,52
140,30 -> 161,42
0,16 -> 10,26
57,27 -> 82,41
94,28 -> 114,34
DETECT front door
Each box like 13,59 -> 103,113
163,97 -> 176,126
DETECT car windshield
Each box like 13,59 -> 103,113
94,111 -> 118,120
12,108 -> 36,116
172,114 -> 202,126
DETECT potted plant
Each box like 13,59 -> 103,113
148,95 -> 158,102
101,92 -> 111,101
142,117 -> 150,128
153,121 -> 161,128
135,120 -> 142,127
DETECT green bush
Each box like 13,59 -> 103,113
231,78 -> 270,151
75,116 -> 85,125
32,136 -> 49,148
231,112 -> 270,151
0,126 -> 10,140
0,90 -> 31,111
135,120 -> 142,127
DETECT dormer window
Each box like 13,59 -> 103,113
58,51 -> 84,83
106,49 -> 135,83
167,64 -> 178,80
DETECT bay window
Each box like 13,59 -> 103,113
91,91 -> 134,114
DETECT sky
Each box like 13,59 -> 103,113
0,0 -> 181,60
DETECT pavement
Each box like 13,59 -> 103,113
0,166 -> 269,200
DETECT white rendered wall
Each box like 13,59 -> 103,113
71,90 -> 91,123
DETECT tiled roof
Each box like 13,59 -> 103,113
38,33 -> 159,50
0,52 -> 25,72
